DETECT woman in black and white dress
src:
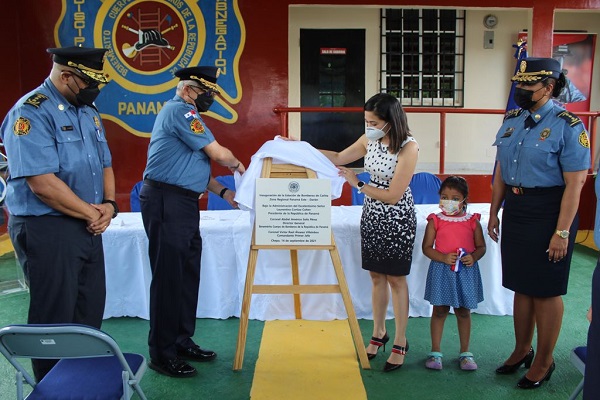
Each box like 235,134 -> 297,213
320,93 -> 418,372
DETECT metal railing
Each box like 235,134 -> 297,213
273,106 -> 600,174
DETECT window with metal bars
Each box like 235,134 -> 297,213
380,9 -> 465,107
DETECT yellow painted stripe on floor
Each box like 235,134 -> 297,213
577,230 -> 597,251
0,233 -> 14,256
251,320 -> 367,400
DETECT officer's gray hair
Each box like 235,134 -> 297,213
179,80 -> 200,89
177,80 -> 201,97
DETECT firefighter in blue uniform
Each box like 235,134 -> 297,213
0,46 -> 117,381
489,57 -> 590,389
141,66 -> 245,378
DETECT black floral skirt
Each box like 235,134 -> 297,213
360,192 -> 416,276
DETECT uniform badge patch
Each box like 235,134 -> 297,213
539,128 -> 551,141
501,127 -> 514,138
13,117 -> 31,136
504,109 -> 523,120
94,116 -> 101,128
24,93 -> 49,108
557,110 -> 582,127
190,119 -> 204,134
579,131 -> 590,148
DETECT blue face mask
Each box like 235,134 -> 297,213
365,123 -> 388,141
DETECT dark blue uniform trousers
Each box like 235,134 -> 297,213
8,215 -> 105,381
584,259 -> 600,399
140,183 -> 202,362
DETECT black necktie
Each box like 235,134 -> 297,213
524,116 -> 536,129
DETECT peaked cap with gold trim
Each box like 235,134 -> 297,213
511,57 -> 561,83
47,46 -> 109,84
175,66 -> 221,94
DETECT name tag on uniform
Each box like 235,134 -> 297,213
61,126 -> 74,131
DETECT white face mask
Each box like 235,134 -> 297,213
365,123 -> 388,141
439,199 -> 464,215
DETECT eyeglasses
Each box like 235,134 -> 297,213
62,70 -> 96,88
188,85 -> 215,97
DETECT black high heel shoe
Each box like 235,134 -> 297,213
383,340 -> 409,372
366,332 -> 389,360
517,361 -> 555,389
495,347 -> 534,374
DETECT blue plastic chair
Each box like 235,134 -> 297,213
351,172 -> 371,205
409,172 -> 442,204
207,175 -> 236,210
130,180 -> 143,212
0,324 -> 147,400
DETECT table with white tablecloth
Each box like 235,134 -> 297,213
102,204 -> 512,320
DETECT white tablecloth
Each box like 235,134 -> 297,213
102,204 -> 512,320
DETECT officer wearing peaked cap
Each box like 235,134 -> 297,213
489,57 -> 590,389
140,66 -> 245,377
0,46 -> 116,381
511,57 -> 563,82
47,46 -> 109,84
46,46 -> 110,108
174,66 -> 221,91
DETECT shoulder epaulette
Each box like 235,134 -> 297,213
556,110 -> 582,127
504,108 -> 523,120
23,93 -> 49,109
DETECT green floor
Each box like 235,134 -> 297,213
0,245 -> 596,399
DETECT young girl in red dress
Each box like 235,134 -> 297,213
422,176 -> 486,371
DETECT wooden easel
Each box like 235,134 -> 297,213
233,158 -> 370,370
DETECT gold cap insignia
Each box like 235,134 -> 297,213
67,61 -> 109,84
520,60 -> 527,73
189,74 -> 221,94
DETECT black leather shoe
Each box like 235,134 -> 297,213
496,347 -> 534,374
517,361 -> 555,389
177,345 -> 217,362
149,358 -> 197,378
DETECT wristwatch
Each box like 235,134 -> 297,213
102,199 -> 119,219
555,229 -> 569,239
356,181 -> 365,194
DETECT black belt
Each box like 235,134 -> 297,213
507,185 -> 564,196
370,179 -> 389,188
144,178 -> 203,199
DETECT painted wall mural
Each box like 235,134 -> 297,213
55,0 -> 245,136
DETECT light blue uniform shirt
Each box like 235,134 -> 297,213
493,99 -> 590,187
144,96 -> 215,193
0,78 -> 112,216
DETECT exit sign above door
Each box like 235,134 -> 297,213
320,48 -> 347,55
